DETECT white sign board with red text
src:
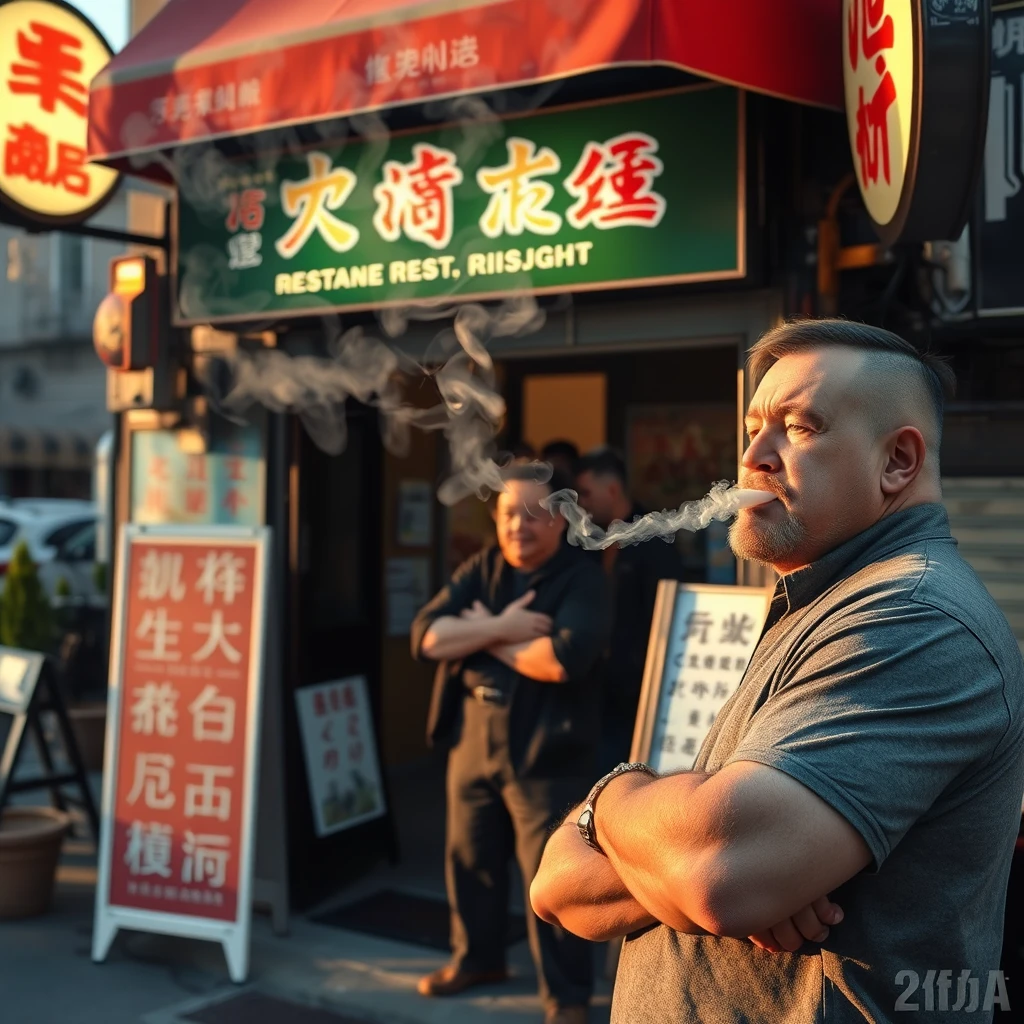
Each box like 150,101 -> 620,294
294,677 -> 387,838
93,526 -> 270,983
0,0 -> 119,226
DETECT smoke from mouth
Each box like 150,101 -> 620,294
543,484 -> 777,550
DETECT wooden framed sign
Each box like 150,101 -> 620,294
92,525 -> 270,983
631,582 -> 771,773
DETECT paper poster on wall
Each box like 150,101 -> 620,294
632,582 -> 770,773
385,557 -> 432,637
130,416 -> 265,527
397,480 -> 433,547
294,677 -> 387,837
627,404 -> 738,576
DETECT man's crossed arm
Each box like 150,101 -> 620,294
531,761 -> 869,949
420,591 -> 569,684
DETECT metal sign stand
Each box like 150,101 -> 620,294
0,648 -> 99,839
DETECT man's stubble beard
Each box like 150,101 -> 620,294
728,508 -> 808,569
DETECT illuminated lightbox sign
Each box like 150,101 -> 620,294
842,0 -> 989,245
0,0 -> 120,226
173,87 -> 745,325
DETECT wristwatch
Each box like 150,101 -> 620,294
576,762 -> 657,854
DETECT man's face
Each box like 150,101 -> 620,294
575,470 -> 618,528
730,347 -> 887,573
495,479 -> 566,571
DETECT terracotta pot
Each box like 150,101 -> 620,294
68,702 -> 107,773
0,807 -> 72,919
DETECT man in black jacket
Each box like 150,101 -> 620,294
574,448 -> 685,770
411,463 -> 609,1024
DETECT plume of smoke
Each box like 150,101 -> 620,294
542,484 -> 778,551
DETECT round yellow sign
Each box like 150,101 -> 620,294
842,0 -> 916,228
0,0 -> 119,224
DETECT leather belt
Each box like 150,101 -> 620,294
470,685 -> 507,706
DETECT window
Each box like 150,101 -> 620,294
0,519 -> 16,546
43,519 -> 94,549
60,235 -> 84,298
59,522 -> 96,563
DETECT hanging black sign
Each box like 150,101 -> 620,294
843,0 -> 990,246
977,5 -> 1024,315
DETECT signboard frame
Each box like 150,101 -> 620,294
170,85 -> 747,326
630,581 -> 771,770
92,524 -> 271,983
0,0 -> 122,228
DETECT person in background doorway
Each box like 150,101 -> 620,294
509,440 -> 537,460
411,462 -> 609,1024
541,440 -> 580,480
574,448 -> 685,770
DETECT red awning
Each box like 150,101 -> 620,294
88,0 -> 842,167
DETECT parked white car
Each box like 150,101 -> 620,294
0,500 -> 98,593
39,518 -> 102,602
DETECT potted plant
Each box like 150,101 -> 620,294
0,540 -> 71,919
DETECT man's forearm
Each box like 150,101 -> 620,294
488,637 -> 567,683
420,616 -> 508,660
531,821 -> 657,942
595,771 -> 718,934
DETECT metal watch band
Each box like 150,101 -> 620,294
576,761 -> 656,854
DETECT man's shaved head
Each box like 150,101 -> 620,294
749,319 -> 955,462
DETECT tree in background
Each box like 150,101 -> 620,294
1,541 -> 53,652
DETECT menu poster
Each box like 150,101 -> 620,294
632,582 -> 770,773
294,676 -> 387,838
93,526 -> 270,984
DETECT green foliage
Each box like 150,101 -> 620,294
92,562 -> 107,595
54,576 -> 72,598
0,541 -> 54,652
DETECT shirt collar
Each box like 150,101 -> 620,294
505,538 -> 577,587
777,503 -> 953,614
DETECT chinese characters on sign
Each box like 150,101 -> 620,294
294,677 -> 386,837
364,34 -> 480,85
646,586 -> 769,774
175,88 -> 744,323
130,421 -> 264,528
149,78 -> 262,128
260,131 -> 666,269
980,12 -> 1024,312
842,0 -> 914,228
105,537 -> 261,921
0,0 -> 120,223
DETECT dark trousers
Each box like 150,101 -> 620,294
446,695 -> 594,1009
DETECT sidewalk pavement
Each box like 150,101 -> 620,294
1,760 -> 614,1024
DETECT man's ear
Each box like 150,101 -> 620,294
880,425 -> 927,496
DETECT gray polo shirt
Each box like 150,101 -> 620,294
612,504 -> 1024,1023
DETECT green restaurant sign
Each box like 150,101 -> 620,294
174,86 -> 744,324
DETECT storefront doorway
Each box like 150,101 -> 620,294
282,405 -> 395,909
503,343 -> 742,583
